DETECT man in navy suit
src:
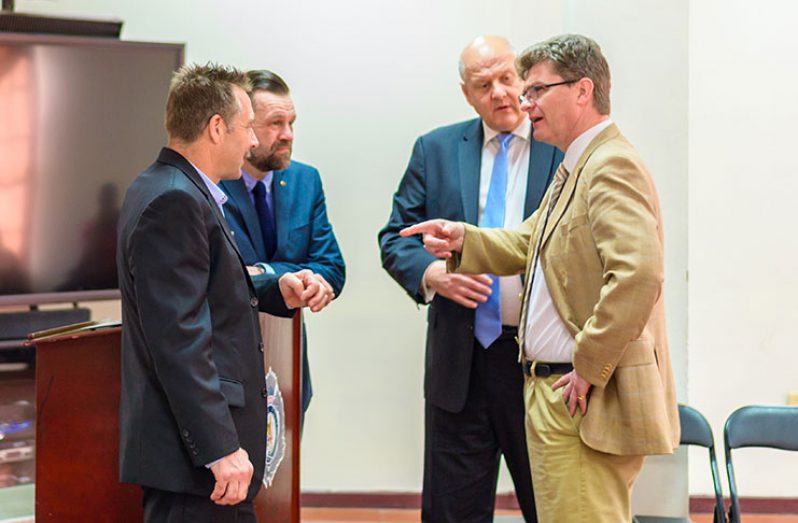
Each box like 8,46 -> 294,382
220,70 -> 345,423
117,64 -> 332,522
379,36 -> 563,522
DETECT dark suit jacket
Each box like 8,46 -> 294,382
219,160 -> 345,412
378,118 -> 563,413
117,147 -> 293,499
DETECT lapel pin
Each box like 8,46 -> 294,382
279,180 -> 286,187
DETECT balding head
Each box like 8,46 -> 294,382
458,35 -> 524,133
459,35 -> 515,81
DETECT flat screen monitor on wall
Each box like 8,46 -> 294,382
0,34 -> 183,307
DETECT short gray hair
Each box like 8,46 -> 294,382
516,34 -> 611,115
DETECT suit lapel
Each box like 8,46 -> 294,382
156,148 -> 243,261
225,177 -> 267,260
459,120 -> 483,225
524,137 -> 557,216
272,168 -> 289,257
539,123 -> 620,248
540,168 -> 579,248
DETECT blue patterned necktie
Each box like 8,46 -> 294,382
474,132 -> 513,348
252,180 -> 277,260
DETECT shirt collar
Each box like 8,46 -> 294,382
241,168 -> 274,193
481,117 -> 531,148
188,161 -> 227,214
562,119 -> 613,173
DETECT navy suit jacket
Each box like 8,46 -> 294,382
220,160 -> 345,412
378,118 -> 563,413
117,147 -> 293,498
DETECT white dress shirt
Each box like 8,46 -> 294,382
523,118 -> 613,362
422,118 -> 531,327
479,118 -> 531,326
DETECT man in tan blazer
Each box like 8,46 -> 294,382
401,34 -> 679,522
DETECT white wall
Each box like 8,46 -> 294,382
16,0 -> 691,510
688,0 -> 798,498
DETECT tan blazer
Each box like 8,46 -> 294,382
454,124 -> 679,456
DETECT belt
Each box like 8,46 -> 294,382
524,361 -> 573,377
493,325 -> 518,342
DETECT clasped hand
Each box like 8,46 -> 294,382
278,269 -> 334,312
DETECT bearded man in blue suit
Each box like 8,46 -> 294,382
220,70 -> 345,424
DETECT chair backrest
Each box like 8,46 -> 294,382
680,404 -> 714,447
678,404 -> 726,523
725,405 -> 798,450
724,405 -> 798,523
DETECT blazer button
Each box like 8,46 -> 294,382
258,342 -> 264,353
261,387 -> 268,398
182,429 -> 190,438
192,449 -> 199,456
250,297 -> 259,308
231,230 -> 235,236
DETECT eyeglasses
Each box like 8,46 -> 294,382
519,79 -> 578,103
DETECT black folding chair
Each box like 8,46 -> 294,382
724,405 -> 798,523
633,404 -> 726,523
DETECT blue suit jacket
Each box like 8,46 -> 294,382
378,118 -> 563,413
220,160 -> 345,413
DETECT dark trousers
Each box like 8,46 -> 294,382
422,331 -> 537,522
142,487 -> 256,523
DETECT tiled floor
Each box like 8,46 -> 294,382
301,508 -> 798,522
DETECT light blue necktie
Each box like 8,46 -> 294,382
474,132 -> 513,348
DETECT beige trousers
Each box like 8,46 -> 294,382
524,373 -> 645,523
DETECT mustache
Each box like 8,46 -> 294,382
245,140 -> 292,172
270,140 -> 291,152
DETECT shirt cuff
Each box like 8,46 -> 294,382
205,457 -> 223,469
255,262 -> 275,275
420,263 -> 437,304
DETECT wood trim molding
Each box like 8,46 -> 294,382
691,496 -> 798,514
302,492 -> 798,514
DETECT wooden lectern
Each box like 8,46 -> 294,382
253,312 -> 303,522
32,326 -> 142,522
29,312 -> 302,522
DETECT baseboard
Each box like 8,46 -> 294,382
301,492 -> 797,514
691,495 -> 798,514
300,491 -> 520,510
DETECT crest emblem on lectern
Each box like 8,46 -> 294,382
263,368 -> 285,487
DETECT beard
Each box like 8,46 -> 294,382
247,140 -> 292,172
